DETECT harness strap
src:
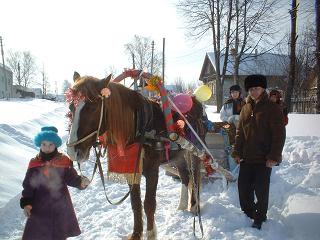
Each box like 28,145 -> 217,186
193,172 -> 204,239
94,130 -> 146,205
66,96 -> 104,147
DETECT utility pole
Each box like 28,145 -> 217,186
316,0 -> 320,113
285,0 -> 298,112
0,36 -> 9,98
162,38 -> 165,85
18,62 -> 21,86
151,40 -> 154,75
132,52 -> 137,90
55,81 -> 58,99
149,40 -> 155,97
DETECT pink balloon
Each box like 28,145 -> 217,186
172,94 -> 193,113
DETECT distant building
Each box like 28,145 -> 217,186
30,88 -> 43,98
12,85 -> 38,98
199,52 -> 289,103
0,65 -> 13,98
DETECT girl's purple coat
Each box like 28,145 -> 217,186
21,153 -> 82,240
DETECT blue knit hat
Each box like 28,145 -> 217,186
34,126 -> 62,148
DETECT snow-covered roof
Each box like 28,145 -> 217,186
206,52 -> 289,76
0,64 -> 12,73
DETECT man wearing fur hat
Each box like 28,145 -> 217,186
20,126 -> 90,240
232,75 -> 286,230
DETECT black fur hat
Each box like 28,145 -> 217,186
229,84 -> 241,93
244,74 -> 267,91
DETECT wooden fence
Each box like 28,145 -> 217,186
291,88 -> 318,113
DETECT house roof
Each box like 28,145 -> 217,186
0,64 -> 12,73
201,52 -> 289,79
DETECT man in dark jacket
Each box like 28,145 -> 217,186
232,74 -> 286,230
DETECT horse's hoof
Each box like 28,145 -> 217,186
177,204 -> 188,211
127,232 -> 142,240
147,226 -> 157,240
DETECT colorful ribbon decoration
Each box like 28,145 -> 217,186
156,82 -> 174,133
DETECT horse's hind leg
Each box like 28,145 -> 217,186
129,184 -> 143,240
175,151 -> 190,211
189,156 -> 201,214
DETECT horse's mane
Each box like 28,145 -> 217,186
72,76 -> 147,146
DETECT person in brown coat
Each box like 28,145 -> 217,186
20,126 -> 90,240
269,89 -> 289,126
232,75 -> 286,230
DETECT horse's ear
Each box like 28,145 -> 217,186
73,72 -> 81,82
99,74 -> 112,88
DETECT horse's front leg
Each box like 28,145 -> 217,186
129,184 -> 143,240
143,149 -> 161,240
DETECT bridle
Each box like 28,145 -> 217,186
66,95 -> 105,147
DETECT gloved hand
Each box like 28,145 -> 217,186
227,115 -> 235,124
205,120 -> 214,132
228,115 -> 239,125
80,176 -> 90,189
234,156 -> 241,164
24,205 -> 32,218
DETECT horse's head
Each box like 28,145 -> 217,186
66,72 -> 139,163
66,72 -> 111,162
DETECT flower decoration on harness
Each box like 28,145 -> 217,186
100,87 -> 111,98
65,87 -> 86,131
65,87 -> 86,107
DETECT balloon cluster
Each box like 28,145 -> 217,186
172,85 -> 212,114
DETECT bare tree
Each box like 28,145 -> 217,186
295,25 -> 316,90
177,0 -> 285,110
316,0 -> 320,113
231,0 -> 280,85
104,65 -> 118,78
185,81 -> 198,92
173,77 -> 185,93
40,66 -> 49,96
6,50 -> 22,85
6,50 -> 37,87
21,51 -> 37,88
177,0 -> 234,111
124,35 -> 162,75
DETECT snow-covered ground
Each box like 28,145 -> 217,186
0,99 -> 319,240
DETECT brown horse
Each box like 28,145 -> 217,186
66,72 -> 205,240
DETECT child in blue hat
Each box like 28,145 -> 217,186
20,126 -> 90,240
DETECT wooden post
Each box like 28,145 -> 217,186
285,0 -> 298,113
162,38 -> 165,85
0,36 -> 8,98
